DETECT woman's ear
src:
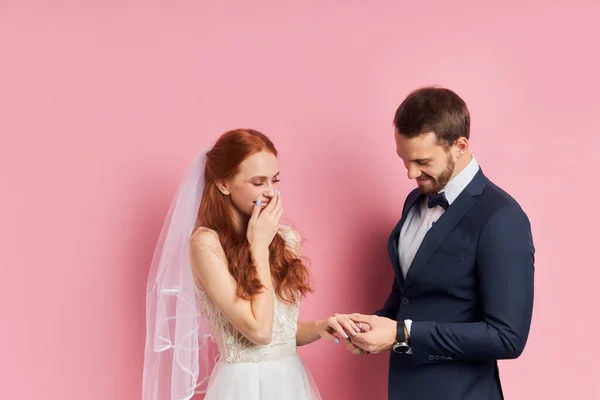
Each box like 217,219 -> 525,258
216,181 -> 230,195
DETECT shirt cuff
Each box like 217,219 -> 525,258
405,319 -> 413,336
404,319 -> 413,354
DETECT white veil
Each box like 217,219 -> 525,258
142,148 -> 218,400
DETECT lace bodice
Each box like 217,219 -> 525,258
194,227 -> 301,364
196,289 -> 299,363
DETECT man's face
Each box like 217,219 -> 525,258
394,130 -> 457,195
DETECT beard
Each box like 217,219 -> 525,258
417,152 -> 455,195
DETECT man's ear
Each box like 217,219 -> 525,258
455,137 -> 469,157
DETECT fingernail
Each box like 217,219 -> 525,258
276,189 -> 280,195
255,200 -> 261,206
335,338 -> 340,344
344,333 -> 349,339
354,329 -> 360,333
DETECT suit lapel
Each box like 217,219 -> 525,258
402,169 -> 489,291
388,189 -> 422,286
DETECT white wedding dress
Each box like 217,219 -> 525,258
195,228 -> 321,400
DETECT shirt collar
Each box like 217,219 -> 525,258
441,155 -> 480,205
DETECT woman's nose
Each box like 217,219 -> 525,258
263,183 -> 276,198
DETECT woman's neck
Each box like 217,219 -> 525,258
230,206 -> 249,236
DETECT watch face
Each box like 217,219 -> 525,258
393,343 -> 410,353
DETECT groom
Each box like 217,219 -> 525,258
342,87 -> 534,400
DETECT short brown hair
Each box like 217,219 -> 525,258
393,87 -> 470,147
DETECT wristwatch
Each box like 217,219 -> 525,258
392,320 -> 410,353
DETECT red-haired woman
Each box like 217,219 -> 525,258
143,129 -> 358,400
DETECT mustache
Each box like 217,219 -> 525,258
417,174 -> 434,180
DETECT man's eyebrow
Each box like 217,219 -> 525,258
395,152 -> 431,163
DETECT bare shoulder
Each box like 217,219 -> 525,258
190,227 -> 225,256
189,227 -> 230,291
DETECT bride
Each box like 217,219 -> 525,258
142,129 -> 361,400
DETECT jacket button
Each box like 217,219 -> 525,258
440,356 -> 447,361
434,355 -> 441,360
428,355 -> 435,361
401,297 -> 410,305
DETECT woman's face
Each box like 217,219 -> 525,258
219,150 -> 280,220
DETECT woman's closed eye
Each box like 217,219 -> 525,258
252,179 -> 281,187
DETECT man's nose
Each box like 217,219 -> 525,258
407,164 -> 421,180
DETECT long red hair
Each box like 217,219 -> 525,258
196,129 -> 312,303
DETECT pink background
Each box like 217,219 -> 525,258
1,1 -> 599,399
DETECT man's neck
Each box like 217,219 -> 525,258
449,152 -> 473,181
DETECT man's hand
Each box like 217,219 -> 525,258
349,314 -> 397,354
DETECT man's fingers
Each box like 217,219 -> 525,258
350,330 -> 373,348
344,340 -> 365,355
352,346 -> 367,355
343,340 -> 356,351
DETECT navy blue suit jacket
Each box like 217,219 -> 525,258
376,169 -> 535,400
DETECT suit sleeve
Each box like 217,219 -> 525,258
410,205 -> 535,364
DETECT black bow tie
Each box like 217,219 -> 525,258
427,192 -> 449,210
